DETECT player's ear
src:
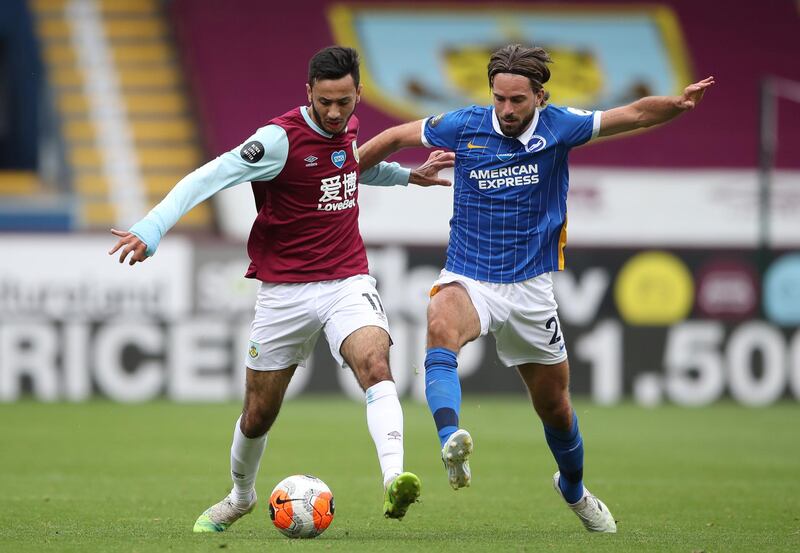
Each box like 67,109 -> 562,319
535,88 -> 545,106
355,83 -> 363,103
306,83 -> 312,103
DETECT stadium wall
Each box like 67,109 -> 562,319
1,236 -> 798,406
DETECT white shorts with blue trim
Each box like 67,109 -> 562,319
431,269 -> 567,367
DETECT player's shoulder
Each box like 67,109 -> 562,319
429,105 -> 487,131
541,104 -> 595,121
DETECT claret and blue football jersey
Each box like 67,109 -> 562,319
423,104 -> 601,283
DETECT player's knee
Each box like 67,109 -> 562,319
359,353 -> 392,389
426,315 -> 460,349
241,405 -> 278,437
535,397 -> 572,429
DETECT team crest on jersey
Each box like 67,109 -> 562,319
496,152 -> 515,162
248,341 -> 259,359
526,135 -> 547,153
351,140 -> 359,163
331,150 -> 346,168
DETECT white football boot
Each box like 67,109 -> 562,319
441,429 -> 473,490
553,472 -> 617,533
193,491 -> 257,533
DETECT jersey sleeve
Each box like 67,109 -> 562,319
360,161 -> 410,187
129,125 -> 288,256
550,106 -> 602,148
421,107 -> 473,150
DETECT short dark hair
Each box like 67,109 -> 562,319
487,44 -> 552,103
308,46 -> 360,87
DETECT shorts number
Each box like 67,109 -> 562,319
546,316 -> 562,345
362,293 -> 385,314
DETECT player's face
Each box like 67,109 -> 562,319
306,75 -> 362,135
491,73 -> 545,137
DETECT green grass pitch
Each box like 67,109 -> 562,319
1,397 -> 798,552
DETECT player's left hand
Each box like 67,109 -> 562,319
409,150 -> 455,187
678,76 -> 715,110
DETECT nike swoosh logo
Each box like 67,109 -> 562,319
275,497 -> 299,505
466,142 -> 487,149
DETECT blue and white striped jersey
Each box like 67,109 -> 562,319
423,104 -> 600,283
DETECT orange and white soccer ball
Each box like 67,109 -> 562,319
268,475 -> 334,538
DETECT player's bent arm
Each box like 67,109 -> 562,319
599,76 -> 715,138
358,120 -> 426,171
129,126 -> 289,257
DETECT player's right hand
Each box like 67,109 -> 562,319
108,228 -> 148,266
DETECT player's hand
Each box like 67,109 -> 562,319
409,150 -> 455,187
108,228 -> 148,266
678,76 -> 715,110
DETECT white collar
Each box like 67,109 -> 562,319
301,105 -> 348,138
491,106 -> 540,145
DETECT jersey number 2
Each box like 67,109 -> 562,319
546,316 -> 562,345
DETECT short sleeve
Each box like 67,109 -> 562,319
550,106 -> 602,148
422,107 -> 473,150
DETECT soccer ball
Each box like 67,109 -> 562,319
268,474 -> 334,538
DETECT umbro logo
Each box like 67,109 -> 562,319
304,155 -> 318,167
466,141 -> 487,150
387,430 -> 402,441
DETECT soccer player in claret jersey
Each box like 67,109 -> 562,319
108,46 -> 455,532
359,44 -> 714,533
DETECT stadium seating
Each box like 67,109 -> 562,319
18,0 -> 210,230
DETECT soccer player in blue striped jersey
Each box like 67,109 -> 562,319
359,44 -> 714,534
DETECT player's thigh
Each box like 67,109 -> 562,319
247,283 -> 322,371
322,275 -> 391,372
427,282 -> 482,349
494,309 -> 567,367
340,325 -> 392,390
241,365 -> 297,436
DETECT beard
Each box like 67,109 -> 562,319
499,109 -> 536,138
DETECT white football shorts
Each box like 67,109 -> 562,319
431,269 -> 567,366
246,274 -> 390,371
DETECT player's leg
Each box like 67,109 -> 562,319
339,324 -> 420,519
426,282 -> 482,488
340,324 -> 403,486
321,274 -> 419,519
195,280 -> 322,533
517,360 -> 616,533
426,283 -> 480,446
194,366 -> 296,533
516,360 -> 580,497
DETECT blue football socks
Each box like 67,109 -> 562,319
424,347 -> 460,448
544,411 -> 585,504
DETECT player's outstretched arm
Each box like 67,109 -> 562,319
359,120 -> 426,171
108,229 -> 148,265
599,76 -> 715,138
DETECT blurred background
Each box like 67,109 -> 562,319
1,0 -> 799,406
